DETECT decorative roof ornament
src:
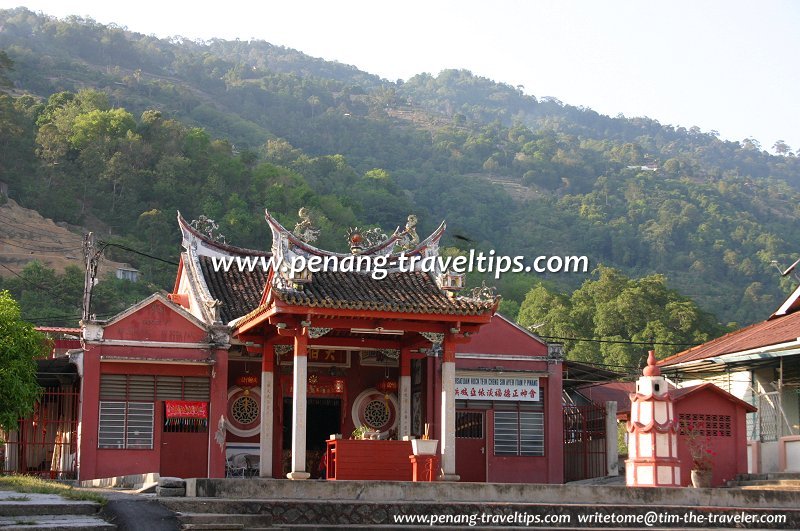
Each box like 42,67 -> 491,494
438,270 -> 465,293
346,227 -> 365,254
190,215 -> 226,243
293,207 -> 319,244
397,214 -> 420,251
364,227 -> 388,247
468,281 -> 499,303
643,349 -> 661,377
346,226 -> 388,254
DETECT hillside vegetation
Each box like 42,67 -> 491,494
2,8 -> 800,347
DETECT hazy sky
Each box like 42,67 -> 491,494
2,0 -> 799,151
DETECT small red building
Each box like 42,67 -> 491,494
670,384 -> 756,487
76,294 -> 230,480
453,315 -> 563,483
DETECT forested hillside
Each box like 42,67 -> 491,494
2,7 -> 800,337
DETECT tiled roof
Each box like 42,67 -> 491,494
576,381 -> 756,417
659,310 -> 800,367
273,270 -> 496,316
198,256 -> 268,323
35,326 -> 81,334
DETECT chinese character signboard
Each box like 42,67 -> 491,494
279,348 -> 350,367
165,400 -> 209,418
454,376 -> 540,401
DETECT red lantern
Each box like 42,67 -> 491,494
333,378 -> 346,393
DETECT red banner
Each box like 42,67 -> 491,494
165,400 -> 208,419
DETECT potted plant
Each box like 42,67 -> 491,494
351,425 -> 380,440
351,425 -> 367,440
684,420 -> 715,488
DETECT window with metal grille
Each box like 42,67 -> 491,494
98,401 -> 154,449
101,374 -> 209,401
678,413 -> 732,437
98,374 -> 209,448
456,411 -> 483,438
756,392 -> 779,442
494,405 -> 545,456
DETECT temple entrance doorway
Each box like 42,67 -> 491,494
282,398 -> 341,477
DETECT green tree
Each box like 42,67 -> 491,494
517,267 -> 725,367
0,50 -> 13,93
0,290 -> 45,431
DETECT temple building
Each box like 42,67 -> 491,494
6,210 -> 564,483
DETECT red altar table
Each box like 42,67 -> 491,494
326,439 -> 413,480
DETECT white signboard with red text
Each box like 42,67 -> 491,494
454,375 -> 540,401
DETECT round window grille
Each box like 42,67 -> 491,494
226,386 -> 261,437
351,388 -> 398,437
231,395 -> 259,425
363,399 -> 391,429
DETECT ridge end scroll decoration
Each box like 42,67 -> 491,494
293,207 -> 320,244
191,215 -> 226,243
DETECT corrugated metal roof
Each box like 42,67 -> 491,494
659,311 -> 800,367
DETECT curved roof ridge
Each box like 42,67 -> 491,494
264,208 -> 445,258
178,211 -> 270,257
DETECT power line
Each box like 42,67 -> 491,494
0,262 -> 57,292
97,240 -> 178,266
538,334 -> 699,347
23,310 -> 118,324
0,262 -> 82,310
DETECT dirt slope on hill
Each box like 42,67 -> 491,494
0,198 -> 127,278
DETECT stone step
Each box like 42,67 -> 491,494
177,512 -> 272,529
734,479 -> 800,487
736,472 -> 800,481
736,485 -> 800,491
181,524 -> 243,530
0,501 -> 101,517
0,514 -> 115,530
159,498 -> 800,529
184,478 -> 800,509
